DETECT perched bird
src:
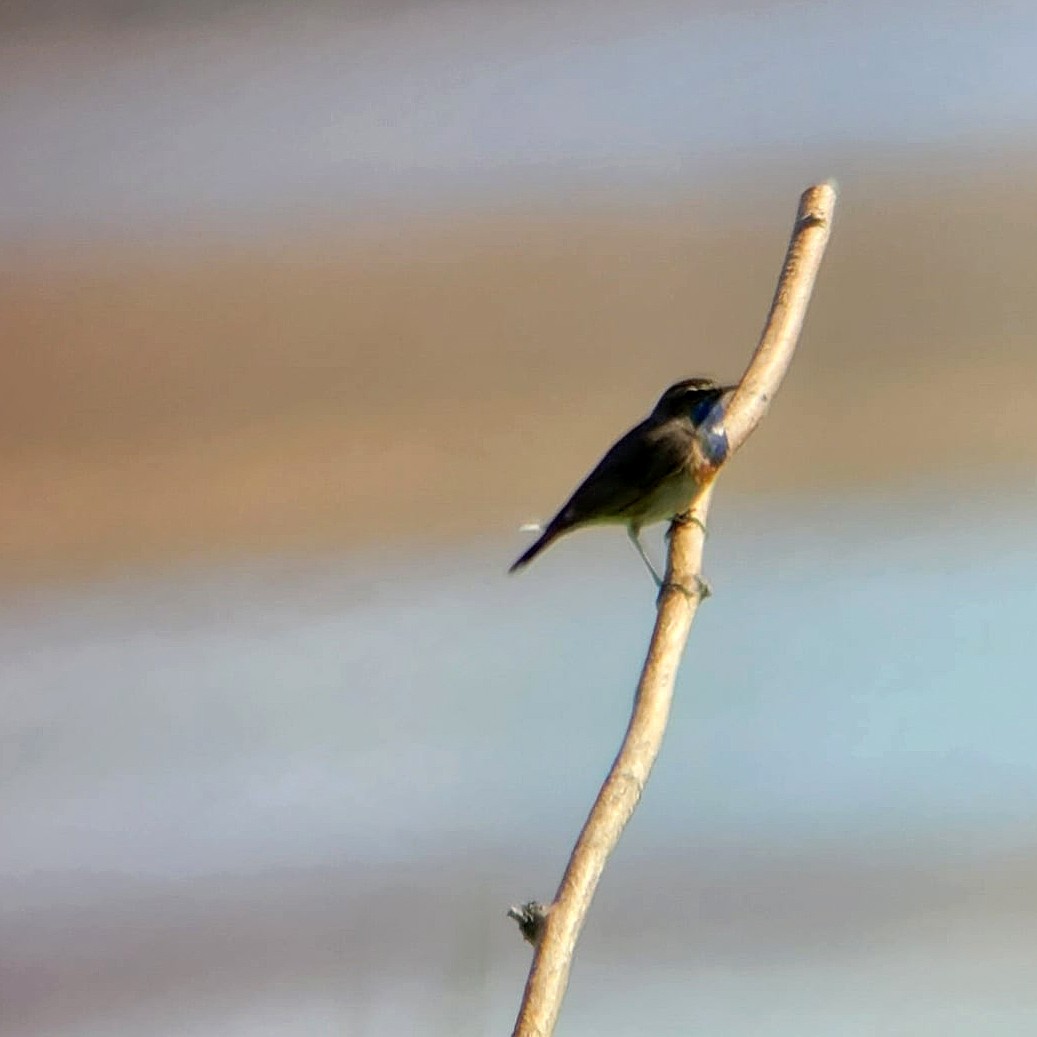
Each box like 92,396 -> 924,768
509,377 -> 736,582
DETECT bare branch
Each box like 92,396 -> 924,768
708,180 -> 837,462
509,181 -> 837,1037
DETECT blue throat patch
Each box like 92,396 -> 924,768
694,398 -> 730,467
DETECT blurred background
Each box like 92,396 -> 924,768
3,1 -> 1037,1034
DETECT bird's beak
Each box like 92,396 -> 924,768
721,384 -> 740,394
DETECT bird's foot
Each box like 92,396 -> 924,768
670,511 -> 708,538
656,574 -> 712,605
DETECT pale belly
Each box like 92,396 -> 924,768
626,468 -> 700,529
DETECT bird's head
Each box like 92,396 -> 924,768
652,377 -> 737,425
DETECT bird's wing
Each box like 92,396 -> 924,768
552,420 -> 690,529
509,420 -> 690,573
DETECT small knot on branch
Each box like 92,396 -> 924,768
796,211 -> 827,231
507,901 -> 550,946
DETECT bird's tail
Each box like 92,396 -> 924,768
508,520 -> 568,574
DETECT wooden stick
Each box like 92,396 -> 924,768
510,181 -> 837,1037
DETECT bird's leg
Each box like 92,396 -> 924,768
629,523 -> 713,603
626,525 -> 663,587
656,512 -> 712,604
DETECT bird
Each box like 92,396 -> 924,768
509,377 -> 736,583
